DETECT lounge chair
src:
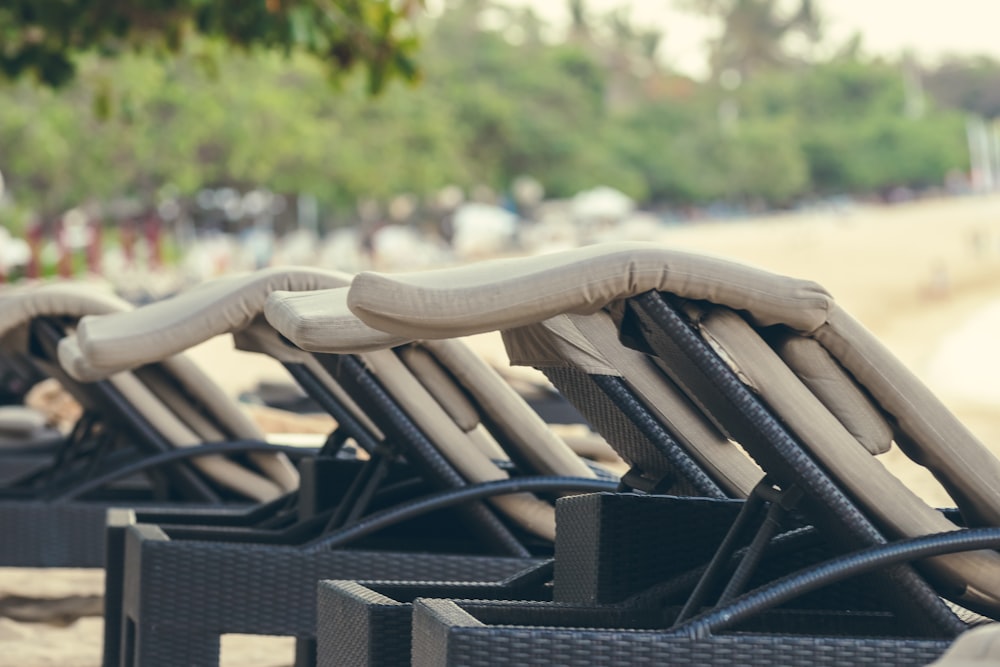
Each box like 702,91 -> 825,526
320,241 -> 1000,665
59,267 -> 615,667
0,280 -> 302,567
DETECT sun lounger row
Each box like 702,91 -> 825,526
2,241 -> 997,666
0,265 -> 622,664
313,242 -> 1000,666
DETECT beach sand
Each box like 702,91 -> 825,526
6,193 -> 1000,665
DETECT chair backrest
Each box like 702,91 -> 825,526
64,266 -> 358,375
341,241 -> 1000,619
0,281 -> 296,502
58,268 -> 597,541
264,287 -> 609,542
504,310 -> 763,498
653,295 -> 1000,617
62,266 -> 405,456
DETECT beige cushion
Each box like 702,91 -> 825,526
0,282 -> 129,353
0,282 -> 128,337
815,307 -> 1000,529
345,241 -> 1000,615
232,316 -> 315,364
69,267 -> 353,378
6,279 -> 298,497
928,624 -> 1000,666
401,345 -> 521,463
690,304 -> 1000,616
154,354 -> 299,494
504,311 -> 763,497
362,348 -> 558,540
56,337 -> 103,382
347,242 -> 832,339
107,369 -> 284,502
770,332 -> 894,455
265,287 -> 409,353
398,345 -> 483,434
420,339 -> 597,482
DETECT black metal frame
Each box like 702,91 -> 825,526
311,291 -> 999,666
100,345 -> 620,667
623,291 -> 966,636
315,491 -> 998,667
0,317 -> 336,568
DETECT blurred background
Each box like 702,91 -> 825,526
0,0 -> 998,293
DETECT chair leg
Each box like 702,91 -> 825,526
294,638 -> 317,667
115,523 -> 222,667
102,508 -> 135,667
675,484 -> 772,622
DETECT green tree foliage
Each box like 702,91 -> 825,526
737,60 -> 969,195
0,0 -> 981,225
422,4 -> 646,199
0,0 -> 421,92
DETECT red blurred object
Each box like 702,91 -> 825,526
56,219 -> 72,279
87,220 -> 103,275
121,219 -> 136,267
144,214 -> 162,270
24,222 -> 42,280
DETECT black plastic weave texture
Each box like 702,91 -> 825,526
0,500 -> 108,566
541,366 -> 704,497
116,523 -> 539,666
412,619 -> 949,667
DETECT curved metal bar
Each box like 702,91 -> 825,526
675,527 -> 1000,639
52,440 -> 319,501
306,477 -> 619,551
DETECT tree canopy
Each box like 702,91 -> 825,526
0,0 -> 987,233
0,0 -> 422,92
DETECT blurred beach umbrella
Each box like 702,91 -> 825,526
451,202 -> 519,259
571,186 -> 635,221
372,223 -> 450,269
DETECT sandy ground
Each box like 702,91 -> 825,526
6,193 -> 1000,665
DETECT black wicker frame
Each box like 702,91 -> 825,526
622,291 -> 968,635
0,317 -> 339,567
313,290 -> 1000,666
100,346 -> 620,667
316,494 -> 1000,667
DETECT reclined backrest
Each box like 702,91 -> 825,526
667,298 -> 1000,615
341,241 -> 1000,618
265,287 -> 608,541
232,316 -> 386,444
0,281 -> 295,502
504,311 -> 764,498
60,267 -> 403,487
62,267 -> 601,541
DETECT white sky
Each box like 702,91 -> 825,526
490,0 -> 1000,78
